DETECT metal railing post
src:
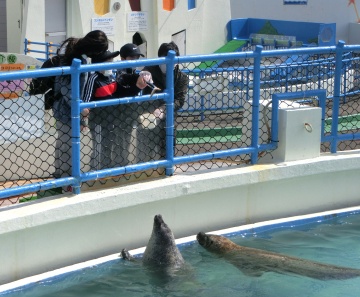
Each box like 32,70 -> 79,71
165,50 -> 176,176
331,40 -> 345,153
24,38 -> 29,55
250,45 -> 263,164
70,58 -> 82,194
45,42 -> 50,60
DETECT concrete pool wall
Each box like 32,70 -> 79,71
1,150 -> 360,285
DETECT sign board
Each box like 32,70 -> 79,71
0,53 -> 44,143
127,12 -> 148,31
0,95 -> 45,144
91,17 -> 115,36
0,53 -> 42,99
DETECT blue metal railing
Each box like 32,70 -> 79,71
24,38 -> 60,61
1,41 -> 360,200
179,45 -> 358,118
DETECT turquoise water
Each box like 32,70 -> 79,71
3,212 -> 360,297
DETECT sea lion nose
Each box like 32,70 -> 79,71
154,214 -> 164,225
197,232 -> 207,246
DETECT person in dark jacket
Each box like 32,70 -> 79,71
137,41 -> 189,162
52,30 -> 108,178
114,43 -> 148,166
82,50 -> 120,170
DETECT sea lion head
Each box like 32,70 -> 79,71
197,232 -> 237,254
143,214 -> 184,268
152,214 -> 175,245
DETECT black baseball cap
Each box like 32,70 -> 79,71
120,43 -> 144,58
92,50 -> 120,63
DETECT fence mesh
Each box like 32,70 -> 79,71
1,48 -> 360,206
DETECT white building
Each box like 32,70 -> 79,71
230,0 -> 360,45
1,0 -> 360,59
1,0 -> 231,59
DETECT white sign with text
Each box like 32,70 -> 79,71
92,17 -> 115,36
127,12 -> 148,31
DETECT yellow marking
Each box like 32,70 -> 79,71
0,64 -> 25,71
0,92 -> 21,99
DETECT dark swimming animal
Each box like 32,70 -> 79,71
121,214 -> 185,272
197,232 -> 360,280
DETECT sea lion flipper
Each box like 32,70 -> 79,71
120,248 -> 135,261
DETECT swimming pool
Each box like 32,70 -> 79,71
1,208 -> 360,297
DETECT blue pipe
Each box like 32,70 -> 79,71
70,59 -> 82,194
0,177 -> 76,200
331,41 -> 345,153
165,50 -> 176,176
250,45 -> 263,164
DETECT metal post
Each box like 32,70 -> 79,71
70,58 -> 82,194
165,50 -> 176,176
24,38 -> 28,55
331,40 -> 345,153
200,95 -> 205,121
45,42 -> 50,60
250,45 -> 263,164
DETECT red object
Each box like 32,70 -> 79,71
94,82 -> 118,97
128,0 -> 141,11
163,0 -> 174,11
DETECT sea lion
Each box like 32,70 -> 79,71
121,215 -> 196,290
121,214 -> 185,272
197,232 -> 360,280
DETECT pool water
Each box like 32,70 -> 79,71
3,212 -> 360,297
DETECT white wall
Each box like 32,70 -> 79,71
7,0 -> 22,53
21,0 -> 231,59
143,0 -> 231,56
16,0 -> 360,58
230,0 -> 352,44
349,23 -> 360,44
1,151 -> 360,285
21,0 -> 45,58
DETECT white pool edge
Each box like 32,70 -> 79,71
1,204 -> 360,294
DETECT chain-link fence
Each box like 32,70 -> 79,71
1,44 -> 360,206
175,46 -> 360,171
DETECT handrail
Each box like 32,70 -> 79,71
0,41 -> 360,200
24,38 -> 60,61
